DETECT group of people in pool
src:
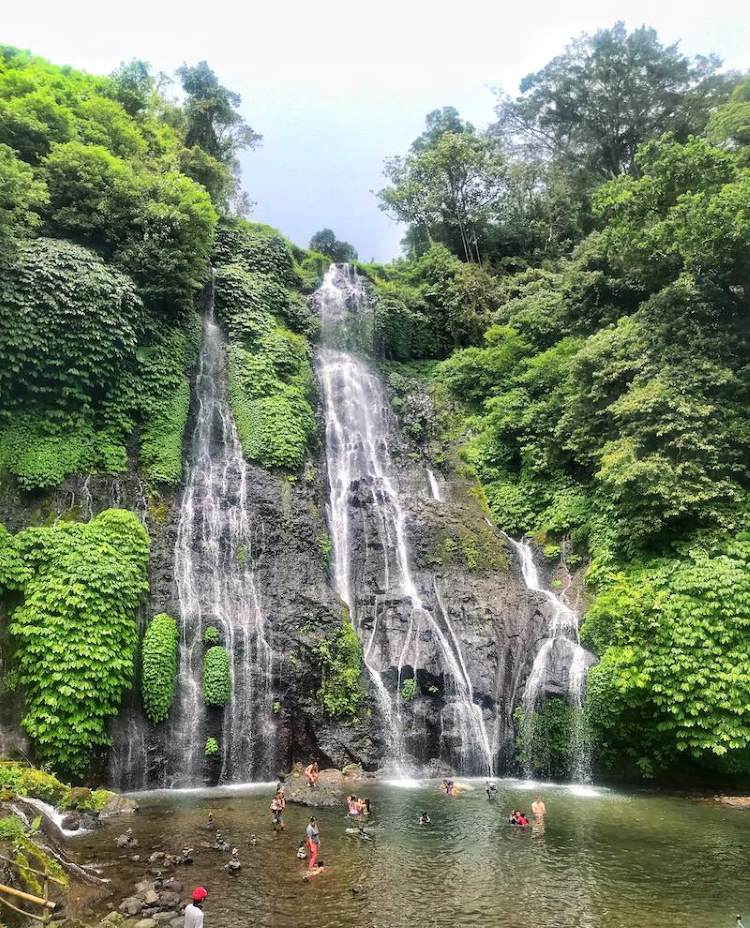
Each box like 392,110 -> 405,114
184,782 -> 550,926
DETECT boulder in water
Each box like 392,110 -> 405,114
119,897 -> 145,916
101,794 -> 139,819
284,768 -> 346,807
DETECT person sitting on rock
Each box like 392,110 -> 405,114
184,887 -> 207,928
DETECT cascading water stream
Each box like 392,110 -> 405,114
166,279 -> 275,785
315,264 -> 493,776
507,537 -> 591,781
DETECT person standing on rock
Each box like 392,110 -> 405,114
184,887 -> 208,928
305,761 -> 320,789
305,816 -> 321,869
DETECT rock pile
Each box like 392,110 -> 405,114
118,876 -> 185,928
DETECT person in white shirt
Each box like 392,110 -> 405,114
184,887 -> 208,928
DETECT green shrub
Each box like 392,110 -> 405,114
202,646 -> 231,707
141,613 -> 179,724
7,510 -> 149,775
401,677 -> 418,702
203,625 -> 221,645
136,311 -> 200,485
582,539 -> 750,774
204,737 -> 219,758
214,219 -> 298,286
316,620 -> 364,719
0,238 -> 142,413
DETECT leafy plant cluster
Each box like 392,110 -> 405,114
214,221 -> 318,471
204,736 -> 219,758
2,510 -> 149,775
582,538 -> 750,776
202,645 -> 231,707
316,619 -> 364,719
141,612 -> 179,724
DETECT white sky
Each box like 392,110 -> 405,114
4,0 -> 749,260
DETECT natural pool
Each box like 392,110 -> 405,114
70,779 -> 750,928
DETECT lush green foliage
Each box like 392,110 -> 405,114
141,613 -> 179,724
136,310 -> 201,484
214,222 -> 317,470
380,25 -> 738,266
204,737 -> 220,758
0,238 -> 142,412
495,23 -> 733,180
0,47 -> 220,312
582,539 -> 750,775
309,228 -> 357,263
202,646 -> 231,707
203,625 -> 221,645
6,510 -> 149,775
316,620 -> 364,719
0,47 -> 260,491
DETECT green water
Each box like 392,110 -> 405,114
73,779 -> 750,928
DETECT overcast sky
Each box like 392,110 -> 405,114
4,0 -> 749,260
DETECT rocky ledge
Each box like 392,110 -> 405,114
283,764 -> 372,808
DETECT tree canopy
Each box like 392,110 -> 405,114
309,228 -> 358,263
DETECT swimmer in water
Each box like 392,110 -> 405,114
303,859 -> 326,880
531,796 -> 546,822
419,812 -> 431,825
486,781 -> 498,800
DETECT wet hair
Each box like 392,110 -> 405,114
309,816 -> 317,823
317,860 -> 325,867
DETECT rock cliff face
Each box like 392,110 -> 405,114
0,339 -> 578,785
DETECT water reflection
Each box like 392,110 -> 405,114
71,779 -> 750,928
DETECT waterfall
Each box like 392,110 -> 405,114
507,537 -> 591,781
427,469 -> 442,502
166,280 -> 275,785
315,264 -> 493,776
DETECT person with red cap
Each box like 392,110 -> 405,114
184,888 -> 208,928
